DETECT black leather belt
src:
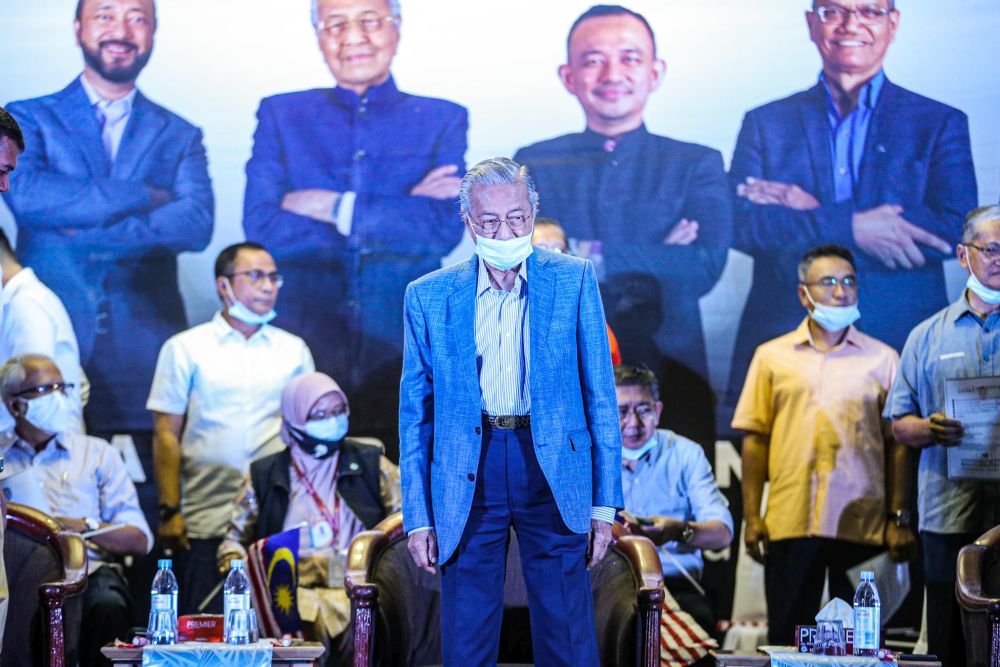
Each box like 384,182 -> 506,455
483,414 -> 531,430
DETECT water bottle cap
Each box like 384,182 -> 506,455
157,559 -> 172,569
230,559 -> 244,569
861,571 -> 875,581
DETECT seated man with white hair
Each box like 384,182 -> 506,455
0,353 -> 152,666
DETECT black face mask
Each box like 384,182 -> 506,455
289,426 -> 340,460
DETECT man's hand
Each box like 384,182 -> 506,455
744,516 -> 769,564
852,205 -> 951,270
146,186 -> 174,210
663,218 -> 699,246
159,512 -> 191,552
407,528 -> 439,574
410,165 -> 461,200
637,515 -> 685,546
587,519 -> 612,569
281,189 -> 339,223
928,412 -> 964,446
884,523 -> 917,562
737,177 -> 820,211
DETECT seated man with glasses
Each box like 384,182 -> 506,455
146,242 -> 314,614
732,243 -> 916,645
726,0 -> 976,418
614,363 -> 732,639
0,353 -> 153,665
242,0 -> 468,450
885,205 -> 1000,667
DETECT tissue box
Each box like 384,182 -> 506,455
795,625 -> 854,654
178,614 -> 224,642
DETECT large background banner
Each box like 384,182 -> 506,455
2,0 -> 999,623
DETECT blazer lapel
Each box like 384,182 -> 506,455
798,82 -> 835,203
856,79 -> 894,205
54,79 -> 111,176
448,256 -> 481,401
528,251 -> 555,354
113,92 -> 166,179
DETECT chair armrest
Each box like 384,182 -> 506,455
345,511 -> 404,591
956,542 -> 987,609
613,535 -> 666,592
41,531 -> 89,601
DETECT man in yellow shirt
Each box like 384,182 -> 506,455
732,243 -> 915,644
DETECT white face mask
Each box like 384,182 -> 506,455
804,287 -> 860,332
966,271 -> 1000,305
621,433 -> 658,461
23,391 -> 71,435
474,233 -> 534,271
223,278 -> 276,326
304,414 -> 349,443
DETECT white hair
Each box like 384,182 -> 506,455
0,353 -> 50,399
311,0 -> 401,27
964,204 -> 1000,243
459,158 -> 540,218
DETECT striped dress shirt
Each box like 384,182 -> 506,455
475,256 -> 531,416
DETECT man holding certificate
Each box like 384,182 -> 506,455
885,204 -> 1000,667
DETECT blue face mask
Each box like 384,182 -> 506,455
475,233 -> 534,271
804,288 -> 860,333
967,272 -> 1000,305
305,414 -> 349,443
223,278 -> 276,326
621,433 -> 658,461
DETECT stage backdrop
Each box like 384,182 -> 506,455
2,0 -> 999,623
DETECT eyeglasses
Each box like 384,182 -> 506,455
474,214 -> 531,235
802,276 -> 859,291
12,382 -> 74,399
618,403 -> 657,421
963,242 -> 1000,261
308,404 -> 349,420
226,270 -> 284,288
814,5 -> 891,24
317,14 -> 397,39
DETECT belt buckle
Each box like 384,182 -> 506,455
496,415 -> 514,429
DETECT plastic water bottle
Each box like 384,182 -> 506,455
148,559 -> 178,645
223,559 -> 255,644
853,570 -> 881,655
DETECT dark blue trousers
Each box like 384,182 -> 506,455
440,426 -> 599,667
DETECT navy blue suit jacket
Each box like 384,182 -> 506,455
241,79 -> 467,442
4,78 -> 214,431
727,79 -> 976,405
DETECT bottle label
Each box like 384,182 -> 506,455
151,594 -> 172,611
854,607 -> 879,649
225,593 -> 249,613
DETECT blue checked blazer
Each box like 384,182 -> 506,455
399,249 -> 623,563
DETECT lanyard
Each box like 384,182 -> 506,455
289,457 -> 341,539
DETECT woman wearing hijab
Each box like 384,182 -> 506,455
217,372 -> 400,658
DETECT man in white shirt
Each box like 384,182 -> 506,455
0,229 -> 87,434
147,242 -> 314,613
0,103 -> 27,660
0,353 -> 152,667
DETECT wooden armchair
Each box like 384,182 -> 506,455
345,512 -> 664,667
2,502 -> 88,667
957,524 -> 1000,667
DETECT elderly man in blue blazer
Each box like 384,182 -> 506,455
3,0 -> 213,437
725,0 -> 977,414
400,157 -> 623,666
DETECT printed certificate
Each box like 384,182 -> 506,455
945,376 -> 1000,480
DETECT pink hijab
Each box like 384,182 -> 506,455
279,372 -> 347,448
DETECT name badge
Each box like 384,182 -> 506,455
309,520 -> 333,549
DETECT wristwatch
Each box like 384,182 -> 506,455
680,522 -> 696,544
888,509 -> 911,529
84,517 -> 100,532
158,503 -> 181,522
